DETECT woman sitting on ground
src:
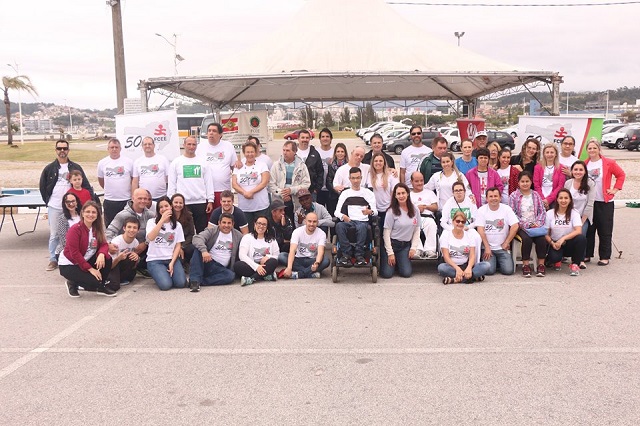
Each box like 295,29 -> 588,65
55,192 -> 82,259
438,210 -> 490,284
380,183 -> 421,279
171,193 -> 195,269
545,189 -> 587,276
234,215 -> 281,286
58,201 -> 115,298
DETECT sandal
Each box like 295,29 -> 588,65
597,260 -> 610,266
443,277 -> 455,285
579,262 -> 587,270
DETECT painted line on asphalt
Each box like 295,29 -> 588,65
0,285 -> 137,381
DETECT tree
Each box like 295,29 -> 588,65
621,110 -> 637,123
340,107 -> 351,127
2,75 -> 38,145
321,111 -> 334,128
363,102 -> 378,126
302,105 -> 318,128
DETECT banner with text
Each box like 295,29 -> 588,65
517,116 -> 604,159
116,110 -> 181,161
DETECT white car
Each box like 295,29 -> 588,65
602,125 -> 640,149
363,123 -> 410,144
502,126 -> 519,138
441,128 -> 461,151
356,121 -> 393,138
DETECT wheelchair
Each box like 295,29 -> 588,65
330,216 -> 380,283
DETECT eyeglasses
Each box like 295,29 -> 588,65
454,220 -> 466,224
65,200 -> 77,205
453,189 -> 465,193
255,222 -> 268,227
410,132 -> 422,136
56,147 -> 69,151
561,142 -> 575,146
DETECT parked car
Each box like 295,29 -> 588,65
356,121 -> 393,138
384,130 -> 441,155
501,125 -> 519,138
283,129 -> 315,141
441,128 -> 461,151
603,118 -> 622,126
602,125 -> 638,149
602,123 -> 627,135
622,127 -> 640,151
363,123 -> 409,144
487,131 -> 516,151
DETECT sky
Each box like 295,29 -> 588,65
2,0 -> 639,110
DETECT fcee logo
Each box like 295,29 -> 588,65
154,124 -> 167,137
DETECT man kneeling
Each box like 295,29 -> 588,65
189,213 -> 242,292
281,212 -> 330,279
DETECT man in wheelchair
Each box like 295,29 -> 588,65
334,167 -> 378,267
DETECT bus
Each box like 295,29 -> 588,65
177,114 -> 207,141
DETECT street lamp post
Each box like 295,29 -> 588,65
64,99 -> 73,134
155,33 -> 185,110
7,63 -> 24,145
454,31 -> 465,47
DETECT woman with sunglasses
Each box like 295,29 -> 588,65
58,201 -> 115,297
55,192 -> 83,259
439,210 -> 490,284
234,216 -> 280,286
545,189 -> 587,276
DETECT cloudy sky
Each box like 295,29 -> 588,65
2,0 -> 638,109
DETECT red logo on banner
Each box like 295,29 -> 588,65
222,118 -> 239,133
154,124 -> 167,136
554,127 -> 568,139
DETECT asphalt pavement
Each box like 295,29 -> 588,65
1,203 -> 639,425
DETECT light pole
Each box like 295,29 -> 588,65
64,99 -> 73,134
155,33 -> 185,110
7,63 -> 24,145
454,31 -> 465,47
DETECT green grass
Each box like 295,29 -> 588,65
0,142 -> 104,162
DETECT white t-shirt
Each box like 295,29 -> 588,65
254,153 -> 273,171
476,204 -> 519,250
132,154 -> 170,199
196,140 -> 237,191
110,234 -> 140,256
146,219 -> 185,262
250,237 -> 274,263
400,145 -> 432,187
520,193 -> 536,225
587,159 -> 604,202
496,167 -> 511,204
546,209 -> 582,241
291,226 -> 326,259
67,216 -> 81,228
210,231 -> 234,267
97,155 -> 134,201
168,156 -> 214,205
297,146 -> 310,162
559,154 -> 578,170
58,227 -> 99,266
477,170 -> 489,205
410,188 -> 438,217
232,161 -> 270,212
50,163 -> 71,209
318,147 -> 334,191
371,173 -> 399,212
333,163 -> 370,189
569,184 -> 588,218
440,230 -> 474,265
426,171 -> 470,210
541,165 -> 555,198
441,196 -> 478,230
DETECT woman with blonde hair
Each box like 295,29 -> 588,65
369,152 -> 399,231
533,143 -> 565,209
488,141 -> 501,170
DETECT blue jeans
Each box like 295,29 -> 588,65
48,207 -> 63,262
380,239 -> 412,278
483,248 -> 515,275
292,255 -> 330,278
336,220 -> 368,258
581,219 -> 590,237
189,250 -> 235,286
278,252 -> 290,266
438,261 -> 491,279
147,259 -> 187,291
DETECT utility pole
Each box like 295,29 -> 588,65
107,0 -> 127,113
454,31 -> 465,47
156,33 -> 185,110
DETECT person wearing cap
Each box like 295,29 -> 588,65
295,188 -> 334,232
208,189 -> 249,235
471,131 -> 489,157
418,136 -> 449,184
267,198 -> 294,265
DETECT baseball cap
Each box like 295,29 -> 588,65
297,188 -> 312,198
270,198 -> 286,210
474,131 -> 488,138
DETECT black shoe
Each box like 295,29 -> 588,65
65,280 -> 80,298
97,286 -> 117,297
137,268 -> 152,278
337,256 -> 352,267
355,257 -> 367,267
190,280 -> 201,293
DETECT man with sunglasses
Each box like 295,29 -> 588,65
400,125 -> 432,189
40,139 -> 94,271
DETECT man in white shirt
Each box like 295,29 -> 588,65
168,136 -> 215,233
334,167 -> 377,267
476,187 -> 520,275
332,146 -> 370,190
97,138 -> 133,227
196,122 -> 238,210
189,212 -> 243,291
131,136 -> 169,201
282,212 -> 329,279
409,172 -> 438,259
400,125 -> 432,188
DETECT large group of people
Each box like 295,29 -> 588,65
40,124 -> 627,297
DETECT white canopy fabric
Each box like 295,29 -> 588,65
142,0 -> 558,107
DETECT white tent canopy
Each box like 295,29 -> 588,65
141,0 -> 559,108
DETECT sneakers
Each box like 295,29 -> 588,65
522,264 -> 532,278
263,274 -> 274,281
46,261 -> 58,271
290,272 -> 299,280
240,276 -> 255,287
536,264 -> 546,277
120,280 -> 130,286
355,257 -> 367,267
96,286 -> 117,297
569,264 -> 580,276
337,256 -> 352,267
413,249 -> 424,259
277,269 -> 287,279
310,272 -> 321,279
137,268 -> 152,279
424,250 -> 438,259
190,280 -> 200,292
553,262 -> 562,271
65,280 -> 80,298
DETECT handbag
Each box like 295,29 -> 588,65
524,225 -> 547,238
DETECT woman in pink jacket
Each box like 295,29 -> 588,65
533,144 -> 566,210
465,147 -> 503,208
585,139 -> 626,266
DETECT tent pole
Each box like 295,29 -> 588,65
138,80 -> 148,112
551,74 -> 563,116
